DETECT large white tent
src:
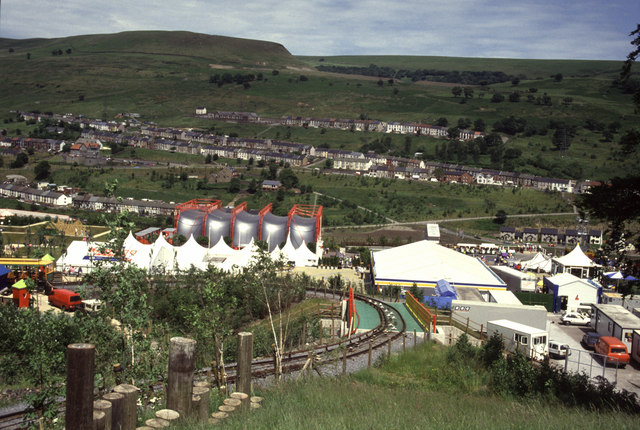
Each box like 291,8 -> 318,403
371,240 -> 507,290
118,231 -> 317,272
551,244 -> 600,279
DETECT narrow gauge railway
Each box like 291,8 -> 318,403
0,289 -> 407,429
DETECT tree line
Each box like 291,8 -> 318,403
316,64 -> 523,85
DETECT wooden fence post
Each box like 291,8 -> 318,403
113,384 -> 139,430
93,410 -> 106,430
413,329 -> 417,350
167,337 -> 197,418
368,342 -> 372,367
65,343 -> 95,430
237,332 -> 253,412
102,392 -> 124,430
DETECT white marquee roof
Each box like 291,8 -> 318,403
372,240 -> 506,289
553,244 -> 600,268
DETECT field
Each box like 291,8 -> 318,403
1,31 -> 639,180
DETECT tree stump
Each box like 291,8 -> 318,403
113,384 -> 139,430
211,411 -> 228,420
250,402 -> 261,411
218,404 -> 236,414
208,418 -> 220,425
155,409 -> 180,424
145,418 -> 170,428
93,410 -> 106,430
250,396 -> 264,404
223,398 -> 242,409
65,343 -> 95,430
193,386 -> 210,421
102,392 -> 125,430
230,392 -> 249,411
94,399 -> 112,430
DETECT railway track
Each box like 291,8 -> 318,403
0,289 -> 407,429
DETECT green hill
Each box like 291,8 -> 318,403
0,31 -> 638,180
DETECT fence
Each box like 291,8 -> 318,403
406,292 -> 436,333
563,348 -> 620,385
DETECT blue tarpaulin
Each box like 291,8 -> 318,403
435,279 -> 457,298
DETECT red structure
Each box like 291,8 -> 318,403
173,199 -> 222,238
287,204 -> 323,242
258,203 -> 273,241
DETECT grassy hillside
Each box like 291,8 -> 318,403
1,31 -> 639,180
170,341 -> 639,430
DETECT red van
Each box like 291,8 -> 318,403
594,336 -> 630,368
48,289 -> 82,311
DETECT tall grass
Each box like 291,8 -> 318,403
171,341 -> 639,430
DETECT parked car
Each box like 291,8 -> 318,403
548,341 -> 570,359
594,336 -> 630,368
560,312 -> 590,326
581,332 -> 601,350
48,288 -> 82,311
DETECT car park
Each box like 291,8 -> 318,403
560,312 -> 590,326
581,332 -> 601,350
548,341 -> 569,359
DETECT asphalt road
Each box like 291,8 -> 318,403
547,312 -> 640,395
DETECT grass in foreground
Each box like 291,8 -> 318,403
170,342 -> 640,430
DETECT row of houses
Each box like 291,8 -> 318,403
499,226 -> 602,245
10,112 -> 595,195
196,109 -> 478,140
0,181 -> 175,216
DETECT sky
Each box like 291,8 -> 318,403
1,0 -> 638,60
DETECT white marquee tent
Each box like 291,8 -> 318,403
551,244 -> 600,279
372,240 -> 507,290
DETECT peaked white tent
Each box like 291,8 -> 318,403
176,235 -> 209,271
522,252 -> 552,273
289,240 -> 319,267
149,234 -> 176,272
372,240 -> 506,290
124,231 -> 153,269
551,244 -> 600,279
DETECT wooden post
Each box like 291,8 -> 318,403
402,334 -> 406,351
93,410 -> 106,430
466,317 -> 470,334
193,384 -> 210,422
387,338 -> 392,358
113,384 -> 138,430
102,392 -> 124,430
413,329 -> 417,350
94,399 -> 112,430
65,343 -> 95,430
342,347 -> 347,375
368,341 -> 372,367
448,332 -> 453,345
236,332 -> 253,412
167,337 -> 197,418
155,409 -> 180,424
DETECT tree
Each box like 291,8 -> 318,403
619,129 -> 640,153
457,118 -> 472,129
552,127 -> 571,151
228,177 -> 241,193
463,87 -> 474,99
451,86 -> 462,98
34,161 -> 51,180
473,118 -> 486,132
491,93 -> 505,103
324,159 -> 333,169
580,176 -> 640,295
621,24 -> 640,111
278,167 -> 299,189
509,92 -> 521,102
554,73 -> 563,82
493,210 -> 507,224
435,117 -> 448,127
